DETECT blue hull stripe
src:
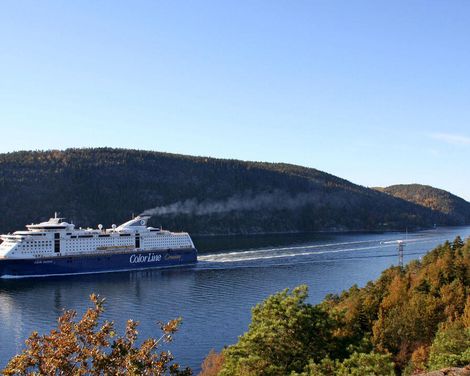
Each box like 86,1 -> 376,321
0,248 -> 198,278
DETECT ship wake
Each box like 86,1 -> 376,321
198,236 -> 437,265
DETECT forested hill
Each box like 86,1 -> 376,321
0,148 -> 465,235
377,184 -> 470,225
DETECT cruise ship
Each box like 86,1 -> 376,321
0,214 -> 198,278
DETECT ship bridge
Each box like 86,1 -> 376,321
26,213 -> 75,232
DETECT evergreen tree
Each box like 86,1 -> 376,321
220,286 -> 336,376
427,320 -> 470,370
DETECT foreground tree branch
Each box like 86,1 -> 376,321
2,294 -> 192,376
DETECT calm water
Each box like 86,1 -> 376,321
1,227 -> 470,372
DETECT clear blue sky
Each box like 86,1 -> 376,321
1,1 -> 470,199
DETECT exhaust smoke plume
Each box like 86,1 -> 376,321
140,190 -> 320,217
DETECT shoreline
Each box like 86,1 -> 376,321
191,226 -> 446,238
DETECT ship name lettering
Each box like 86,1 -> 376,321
165,254 -> 181,261
129,253 -> 162,264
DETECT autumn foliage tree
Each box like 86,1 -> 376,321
1,294 -> 191,376
199,350 -> 225,376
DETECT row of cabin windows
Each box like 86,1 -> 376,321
144,239 -> 187,244
19,235 -> 187,247
65,240 -> 132,245
21,241 -> 52,248
65,243 -> 133,248
26,247 -> 51,254
26,244 -> 188,255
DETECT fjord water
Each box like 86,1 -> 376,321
1,227 -> 470,371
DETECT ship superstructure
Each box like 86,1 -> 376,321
0,214 -> 197,278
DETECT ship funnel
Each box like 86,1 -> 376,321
116,215 -> 151,231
